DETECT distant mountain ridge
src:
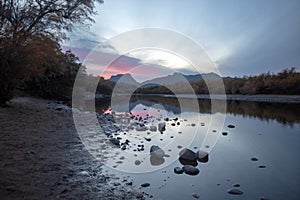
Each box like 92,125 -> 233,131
108,72 -> 221,87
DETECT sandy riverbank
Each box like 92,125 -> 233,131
0,97 -> 143,200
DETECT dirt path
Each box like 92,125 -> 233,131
0,97 -> 142,200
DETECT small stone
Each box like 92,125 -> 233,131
227,125 -> 235,128
171,123 -> 176,126
191,123 -> 196,127
258,165 -> 266,168
145,138 -> 151,142
197,150 -> 209,163
192,193 -> 200,199
126,181 -> 133,186
251,157 -> 259,161
174,167 -> 184,174
233,184 -> 240,187
183,165 -> 200,175
150,145 -> 165,158
158,122 -> 166,133
79,171 -> 89,176
150,126 -> 157,132
222,132 -> 228,136
227,188 -> 243,195
135,160 -> 141,165
109,138 -> 120,146
121,145 -> 126,150
141,183 -> 150,187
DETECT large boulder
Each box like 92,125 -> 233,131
179,148 -> 198,161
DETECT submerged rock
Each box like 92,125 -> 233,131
174,167 -> 184,174
197,150 -> 209,163
179,148 -> 198,161
227,188 -> 243,195
150,145 -> 165,166
182,165 -> 199,175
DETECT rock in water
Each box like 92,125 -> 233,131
150,145 -> 165,158
251,157 -> 259,161
183,165 -> 200,175
192,193 -> 200,199
109,138 -> 120,146
174,167 -> 184,174
141,183 -> 150,187
179,158 -> 198,166
227,188 -> 243,195
150,145 -> 165,166
150,126 -> 157,132
179,148 -> 198,161
158,122 -> 166,133
197,150 -> 209,163
227,124 -> 235,128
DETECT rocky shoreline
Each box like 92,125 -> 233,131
0,97 -> 144,200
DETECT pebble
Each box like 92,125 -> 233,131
251,157 -> 259,161
150,145 -> 165,158
174,167 -> 184,174
135,160 -> 141,165
109,138 -> 120,146
192,193 -> 200,199
227,188 -> 243,195
141,183 -> 150,187
222,132 -> 228,136
150,126 -> 157,132
258,165 -> 266,168
182,165 -> 200,175
158,122 -> 166,133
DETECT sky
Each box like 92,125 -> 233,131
63,0 -> 300,81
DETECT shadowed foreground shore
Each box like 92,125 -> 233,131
0,97 -> 142,200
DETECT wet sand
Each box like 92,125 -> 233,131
0,97 -> 142,200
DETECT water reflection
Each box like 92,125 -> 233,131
94,95 -> 300,126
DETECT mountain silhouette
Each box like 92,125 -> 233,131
108,72 -> 221,88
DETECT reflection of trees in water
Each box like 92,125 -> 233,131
95,96 -> 300,125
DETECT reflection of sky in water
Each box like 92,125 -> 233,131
97,97 -> 300,200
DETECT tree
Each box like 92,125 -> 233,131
0,0 -> 103,105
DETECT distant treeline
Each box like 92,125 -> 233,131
135,68 -> 300,95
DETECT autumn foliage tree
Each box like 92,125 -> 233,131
0,0 -> 103,105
